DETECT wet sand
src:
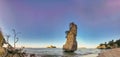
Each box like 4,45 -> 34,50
81,54 -> 98,57
24,53 -> 98,57
98,48 -> 120,57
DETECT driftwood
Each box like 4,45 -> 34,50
0,30 -> 25,57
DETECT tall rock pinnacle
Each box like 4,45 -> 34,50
63,22 -> 77,52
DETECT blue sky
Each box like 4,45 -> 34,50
0,0 -> 120,48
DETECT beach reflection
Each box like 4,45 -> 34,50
62,52 -> 78,57
24,48 -> 100,57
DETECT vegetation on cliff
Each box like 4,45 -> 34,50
97,39 -> 120,49
0,29 -> 25,57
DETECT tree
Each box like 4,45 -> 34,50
12,29 -> 20,48
5,34 -> 10,44
108,40 -> 114,46
97,39 -> 120,49
104,42 -> 107,47
115,39 -> 120,47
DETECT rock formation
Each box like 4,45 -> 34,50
0,30 -> 6,47
47,45 -> 56,48
63,22 -> 77,52
0,30 -> 6,57
0,30 -> 25,57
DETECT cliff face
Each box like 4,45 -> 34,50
0,31 -> 6,57
0,30 -> 25,57
63,22 -> 77,52
0,31 -> 5,47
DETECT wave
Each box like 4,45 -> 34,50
23,48 -> 101,57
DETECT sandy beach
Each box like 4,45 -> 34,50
23,48 -> 100,57
81,54 -> 98,57
98,48 -> 120,57
24,53 -> 99,57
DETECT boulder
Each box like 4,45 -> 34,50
63,22 -> 77,52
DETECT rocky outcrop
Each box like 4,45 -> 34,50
63,22 -> 77,52
0,30 -> 25,57
0,30 -> 6,57
0,47 -> 6,57
98,48 -> 120,57
47,45 -> 56,48
0,30 -> 6,47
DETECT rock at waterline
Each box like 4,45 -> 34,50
63,22 -> 77,52
47,45 -> 56,48
0,30 -> 25,57
0,30 -> 6,47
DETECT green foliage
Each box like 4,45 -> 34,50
115,39 -> 120,46
97,39 -> 120,49
108,40 -> 114,46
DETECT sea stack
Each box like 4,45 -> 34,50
63,22 -> 77,52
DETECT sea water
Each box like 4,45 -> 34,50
23,48 -> 101,57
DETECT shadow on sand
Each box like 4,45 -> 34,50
39,52 -> 78,57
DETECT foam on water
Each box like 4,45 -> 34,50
23,48 -> 101,57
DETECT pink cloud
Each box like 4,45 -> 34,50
106,0 -> 120,7
98,0 -> 120,16
70,0 -> 120,28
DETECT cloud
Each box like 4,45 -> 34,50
68,0 -> 120,28
97,0 -> 120,16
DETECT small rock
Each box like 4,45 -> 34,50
30,54 -> 36,57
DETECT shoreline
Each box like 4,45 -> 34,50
81,53 -> 98,57
24,53 -> 99,57
98,48 -> 120,57
22,48 -> 101,57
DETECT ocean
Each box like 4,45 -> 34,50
23,48 -> 101,57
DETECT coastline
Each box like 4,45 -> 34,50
24,53 -> 99,57
82,53 -> 98,57
23,48 -> 100,57
98,48 -> 120,57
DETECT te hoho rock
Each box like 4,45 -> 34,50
63,22 -> 77,52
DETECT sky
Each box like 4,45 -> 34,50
0,0 -> 120,48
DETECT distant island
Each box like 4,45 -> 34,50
47,45 -> 56,48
